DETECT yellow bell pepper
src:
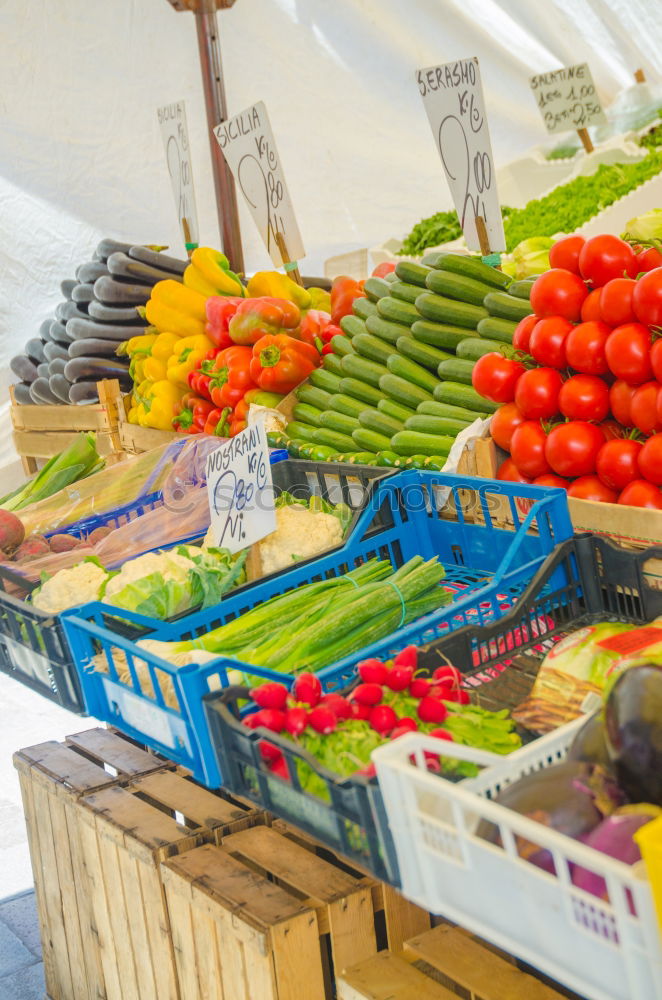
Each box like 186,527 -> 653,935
143,355 -> 168,382
307,287 -> 332,313
145,279 -> 208,337
173,333 -> 214,355
167,349 -> 210,387
246,270 -> 311,310
184,247 -> 244,298
140,381 -> 186,430
151,331 -> 181,361
130,356 -> 147,383
127,405 -> 140,425
125,332 -> 158,356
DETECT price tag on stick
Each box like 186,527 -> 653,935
530,64 -> 607,152
205,417 -> 276,555
417,58 -> 505,255
157,100 -> 199,256
213,101 -> 305,279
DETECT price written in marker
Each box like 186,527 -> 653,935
205,418 -> 276,555
417,58 -> 505,253
157,100 -> 199,251
213,101 -> 305,268
530,64 -> 607,134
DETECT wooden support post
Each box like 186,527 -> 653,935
634,68 -> 646,83
475,215 -> 491,257
275,231 -> 304,286
577,127 -> 594,153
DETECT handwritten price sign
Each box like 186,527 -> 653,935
417,58 -> 505,253
157,100 -> 199,250
213,101 -> 305,267
205,418 -> 275,555
530,64 -> 606,134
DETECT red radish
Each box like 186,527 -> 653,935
358,658 -> 387,684
429,683 -> 454,700
319,693 -> 352,719
250,709 -> 286,732
352,682 -> 383,705
308,706 -> 337,734
409,677 -> 432,698
385,666 -> 414,691
369,704 -> 398,735
251,682 -> 288,710
268,756 -> 289,780
259,740 -> 282,763
351,702 -> 372,720
442,689 -> 471,705
393,717 -> 418,733
393,645 -> 418,669
429,728 -> 455,742
433,665 -> 462,685
356,762 -> 377,779
417,697 -> 448,724
293,673 -> 322,707
284,707 -> 308,736
243,713 -> 263,729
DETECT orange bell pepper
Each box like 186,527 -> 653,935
249,335 -> 319,395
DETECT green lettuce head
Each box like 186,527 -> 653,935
510,236 -> 554,279
623,209 -> 662,243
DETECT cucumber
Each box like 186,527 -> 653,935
411,320 -> 473,351
437,358 -> 475,386
330,393 -> 368,418
323,354 -> 345,377
364,276 -> 392,301
476,316 -> 518,344
310,368 -> 342,393
296,445 -> 316,460
421,251 -> 449,269
384,271 -> 398,283
353,332 -> 395,365
417,400 -> 488,422
379,373 -> 433,410
483,291 -> 533,322
319,410 -> 360,436
391,431 -> 455,457
352,427 -> 392,453
386,353 -> 439,393
433,381 -> 499,413
358,408 -> 404,437
341,353 -> 389,388
286,440 -> 304,458
338,378 -> 384,406
347,452 -> 378,465
308,445 -> 338,462
389,281 -> 422,304
508,279 -> 534,301
394,260 -> 431,287
425,269 -> 495,306
312,428 -> 356,452
456,337 -> 505,361
377,296 -> 419,327
295,384 -> 333,410
292,403 -> 323,427
340,315 -> 367,338
331,334 -> 355,357
437,253 -> 512,289
396,335 -> 452,371
366,314 -> 410,345
376,451 -> 400,468
378,397 -> 416,422
267,431 -> 289,449
422,456 -> 447,471
352,297 -> 378,321
286,422 -> 318,442
415,292 -> 487,328
404,414 -> 472,436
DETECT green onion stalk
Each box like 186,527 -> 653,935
0,433 -> 101,511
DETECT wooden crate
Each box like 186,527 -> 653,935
118,419 -> 186,455
162,822 -> 430,1000
13,728 -> 174,1000
337,923 -> 569,1000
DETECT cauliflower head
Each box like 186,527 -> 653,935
32,561 -> 109,614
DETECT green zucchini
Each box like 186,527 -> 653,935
411,320 -> 474,351
307,445 -> 338,462
377,296 -> 419,327
352,427 -> 392,453
323,354 -> 345,377
358,407 -> 404,437
319,410 -> 360,436
437,358 -> 475,386
310,368 -> 342,393
386,353 -> 439,393
391,431 -> 455,457
292,402 -> 323,427
312,427 -> 356,452
404,414 -> 472,436
353,332 -> 395,365
340,353 -> 389,388
286,439 -> 304,458
352,297 -> 378,321
476,316 -> 518,344
330,392 -> 367,418
364,276 -> 392,301
389,281 -> 422,304
438,253 -> 512,289
375,450 -> 400,468
285,421 -> 318,442
267,431 -> 289,449
378,397 -> 416,422
425,269 -> 495,307
415,292 -> 487,329
483,291 -> 533,322
456,337 -> 505,361
396,335 -> 452,371
295,384 -> 333,410
394,260 -> 432,287
331,334 -> 355,357
433,381 -> 498,413
379,373 -> 433,410
347,452 -> 378,465
296,444 -> 316,460
339,314 -> 367,338
384,271 -> 398,283
507,279 -> 534,301
338,378 -> 384,406
421,251 -> 449,269
365,314 -> 410,345
417,400 -> 488,422
422,456 -> 447,471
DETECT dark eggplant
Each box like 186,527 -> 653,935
12,383 -> 34,405
129,245 -> 187,275
56,300 -> 89,323
66,318 -> 141,342
50,320 -> 73,344
39,318 -> 54,340
95,238 -> 136,261
49,374 -> 73,404
29,378 -> 60,405
77,261 -> 109,284
10,355 -> 38,382
43,341 -> 69,363
25,338 -> 46,363
60,278 -> 77,300
107,252 -> 181,286
71,283 -> 94,305
93,276 -> 151,306
68,338 -> 124,359
47,357 -> 67,376
37,363 -> 50,379
88,301 -> 146,325
69,381 -> 99,404
605,663 -> 662,805
567,712 -> 611,769
64,357 -> 129,382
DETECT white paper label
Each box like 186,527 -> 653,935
205,417 -> 276,554
417,58 -> 505,253
213,101 -> 305,267
530,64 -> 607,134
157,100 -> 199,248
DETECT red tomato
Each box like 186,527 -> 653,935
510,421 -> 550,478
496,458 -> 531,483
514,368 -> 563,420
618,480 -> 662,509
604,323 -> 652,385
471,353 -> 525,404
600,420 -> 624,441
596,439 -> 643,491
372,262 -> 396,278
599,278 -> 636,326
609,380 -> 636,426
528,316 -> 573,368
633,268 -> 662,328
564,321 -> 611,375
534,473 -> 569,490
578,235 -> 638,287
530,269 -> 588,322
512,314 -> 537,353
638,434 -> 662,485
490,403 -> 525,451
630,381 -> 662,435
581,288 -> 603,322
549,235 -> 585,274
558,374 -> 609,422
545,421 -> 605,477
568,475 -> 618,503
652,340 -> 662,383
636,247 -> 662,272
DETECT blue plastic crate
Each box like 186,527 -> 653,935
62,471 -> 573,783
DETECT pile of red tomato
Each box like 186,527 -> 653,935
472,233 -> 662,509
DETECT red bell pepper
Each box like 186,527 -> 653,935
330,275 -> 366,325
208,345 -> 256,409
187,348 -> 222,400
249,335 -> 319,395
298,309 -> 336,351
203,405 -> 232,436
172,393 -> 216,434
228,388 -> 284,437
205,296 -> 245,349
229,297 -> 300,346
372,262 -> 396,278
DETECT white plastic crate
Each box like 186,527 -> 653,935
373,721 -> 662,1000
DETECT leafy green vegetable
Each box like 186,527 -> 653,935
638,116 -> 662,151
623,208 -> 662,242
1,433 -> 101,511
399,210 -> 463,256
